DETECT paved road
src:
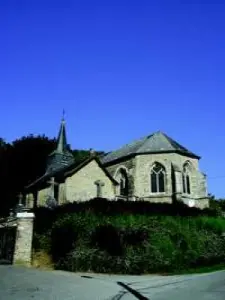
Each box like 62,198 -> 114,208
0,265 -> 224,299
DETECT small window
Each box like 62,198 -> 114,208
115,168 -> 129,196
150,163 -> 166,193
54,184 -> 59,202
119,169 -> 129,196
96,184 -> 101,197
94,180 -> 105,198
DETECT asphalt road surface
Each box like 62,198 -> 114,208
0,265 -> 224,299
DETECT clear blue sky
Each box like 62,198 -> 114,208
0,1 -> 224,197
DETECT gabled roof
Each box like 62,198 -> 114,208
64,155 -> 118,185
25,155 -> 118,191
25,163 -> 71,191
101,131 -> 200,165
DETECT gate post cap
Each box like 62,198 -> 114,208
16,212 -> 35,218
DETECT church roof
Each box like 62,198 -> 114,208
25,164 -> 69,191
63,155 -> 118,185
25,116 -> 75,191
25,155 -> 118,191
56,117 -> 68,152
101,131 -> 200,165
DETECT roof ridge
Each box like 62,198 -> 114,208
162,132 -> 190,150
101,130 -> 200,165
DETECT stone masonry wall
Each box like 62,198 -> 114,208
135,152 -> 208,207
163,153 -> 202,198
58,183 -> 66,205
135,153 -> 173,200
65,160 -> 115,202
182,197 -> 209,209
135,153 -> 204,195
26,193 -> 35,209
37,186 -> 50,207
13,212 -> 34,266
35,183 -> 67,207
105,157 -> 136,196
105,152 -> 208,207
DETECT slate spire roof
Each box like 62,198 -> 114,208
101,131 -> 200,165
56,117 -> 68,153
45,117 -> 75,174
25,116 -> 75,190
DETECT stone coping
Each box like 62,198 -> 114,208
16,212 -> 35,218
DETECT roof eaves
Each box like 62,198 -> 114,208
102,150 -> 200,166
25,173 -> 49,190
25,162 -> 75,191
137,150 -> 200,159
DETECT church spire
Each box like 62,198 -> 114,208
56,111 -> 67,153
45,112 -> 75,174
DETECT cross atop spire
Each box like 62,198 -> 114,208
62,109 -> 65,122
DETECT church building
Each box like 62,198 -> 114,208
25,118 -> 209,209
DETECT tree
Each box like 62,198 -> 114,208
0,134 -> 106,216
0,135 -> 56,215
72,149 -> 105,162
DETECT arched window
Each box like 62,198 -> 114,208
182,163 -> 191,194
150,162 -> 166,193
116,168 -> 129,196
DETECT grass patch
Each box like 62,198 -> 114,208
32,250 -> 54,270
164,263 -> 225,275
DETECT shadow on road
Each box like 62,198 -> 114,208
106,281 -> 149,300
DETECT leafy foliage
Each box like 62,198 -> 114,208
0,135 -> 56,215
33,199 -> 225,274
90,224 -> 123,256
72,150 -> 104,162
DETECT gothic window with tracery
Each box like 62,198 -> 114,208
150,163 -> 166,193
182,163 -> 191,194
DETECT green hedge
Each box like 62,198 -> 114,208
34,198 -> 219,221
33,199 -> 225,274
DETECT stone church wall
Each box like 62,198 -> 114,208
58,183 -> 67,205
181,196 -> 209,209
37,186 -> 50,206
169,153 -> 208,201
135,153 -> 173,201
105,152 -> 208,208
105,157 -> 136,196
65,160 -> 115,202
33,151 -> 208,208
135,153 -> 208,206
